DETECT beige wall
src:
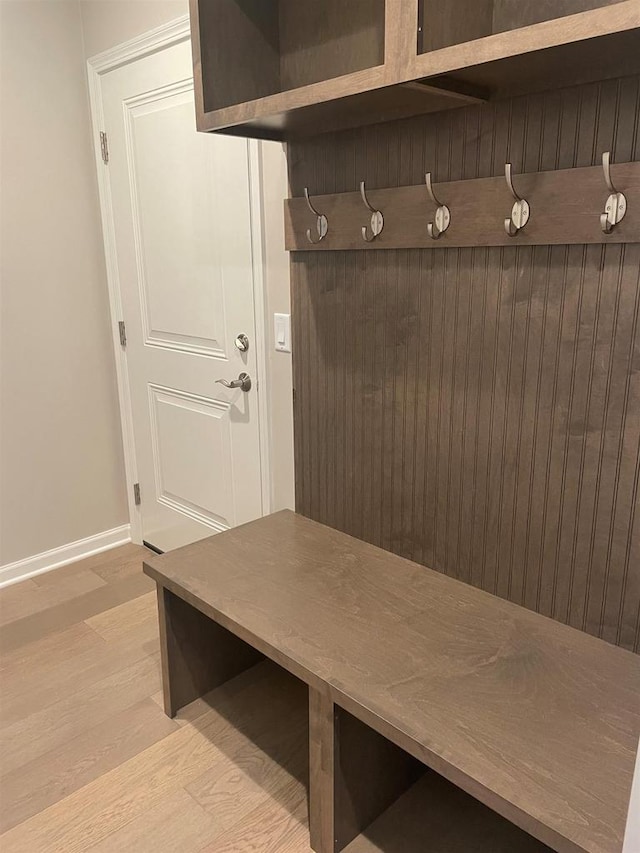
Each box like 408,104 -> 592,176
80,0 -> 188,58
0,0 -> 128,565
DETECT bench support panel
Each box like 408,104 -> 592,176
157,585 -> 263,717
309,686 -> 422,853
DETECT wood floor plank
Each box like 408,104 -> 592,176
0,663 -> 301,852
0,580 -> 44,625
31,563 -> 105,591
0,544 -> 145,624
91,555 -> 149,585
85,789 -> 219,853
0,653 -> 163,776
55,544 -> 145,575
185,707 -> 308,832
197,781 -> 311,853
0,572 -> 154,653
86,545 -> 150,584
0,570 -> 106,627
1,628 -> 157,728
0,545 -> 145,629
85,591 -> 157,645
0,698 -> 178,833
0,621 -> 101,677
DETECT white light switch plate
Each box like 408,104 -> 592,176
274,313 -> 291,352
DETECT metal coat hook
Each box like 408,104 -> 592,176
601,152 -> 627,234
360,181 -> 384,242
504,163 -> 530,237
425,172 -> 451,239
304,188 -> 328,244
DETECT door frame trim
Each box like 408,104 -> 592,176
87,15 -> 273,543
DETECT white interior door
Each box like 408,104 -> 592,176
101,40 -> 264,552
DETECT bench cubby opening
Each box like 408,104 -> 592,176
157,586 -> 311,816
343,770 -> 554,852
311,692 -> 553,853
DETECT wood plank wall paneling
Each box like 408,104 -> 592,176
288,76 -> 640,651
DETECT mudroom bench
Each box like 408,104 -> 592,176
143,510 -> 639,853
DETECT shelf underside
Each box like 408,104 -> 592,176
205,31 -> 640,139
209,80 -> 486,141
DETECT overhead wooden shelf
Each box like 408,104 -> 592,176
189,0 -> 640,139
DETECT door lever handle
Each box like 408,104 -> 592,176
216,372 -> 251,392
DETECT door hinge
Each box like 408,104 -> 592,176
100,131 -> 109,165
118,320 -> 127,347
133,483 -> 141,506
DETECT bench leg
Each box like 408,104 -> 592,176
156,585 -> 263,718
309,686 -> 422,853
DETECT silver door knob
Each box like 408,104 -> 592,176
216,372 -> 251,392
234,333 -> 249,352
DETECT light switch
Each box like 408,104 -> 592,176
274,313 -> 291,353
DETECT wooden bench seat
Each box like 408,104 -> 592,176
143,509 -> 640,853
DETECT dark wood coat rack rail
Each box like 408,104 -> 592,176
284,159 -> 640,251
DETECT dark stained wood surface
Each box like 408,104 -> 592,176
309,686 -> 422,852
196,76 -> 484,141
196,0 -> 281,112
279,0 -> 385,92
157,587 -> 263,717
492,0 -> 628,34
190,0 -> 640,138
344,772 -> 553,852
308,688 -> 335,853
289,76 -> 640,652
284,161 -> 640,250
331,706 -> 422,850
421,0 -> 494,52
412,1 -> 640,76
144,510 -> 640,853
431,29 -> 640,100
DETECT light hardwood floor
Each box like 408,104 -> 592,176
0,545 -> 312,852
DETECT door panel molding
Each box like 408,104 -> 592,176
87,18 -> 272,543
148,383 -> 234,532
123,82 -> 228,360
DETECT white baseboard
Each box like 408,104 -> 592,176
0,525 -> 132,589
